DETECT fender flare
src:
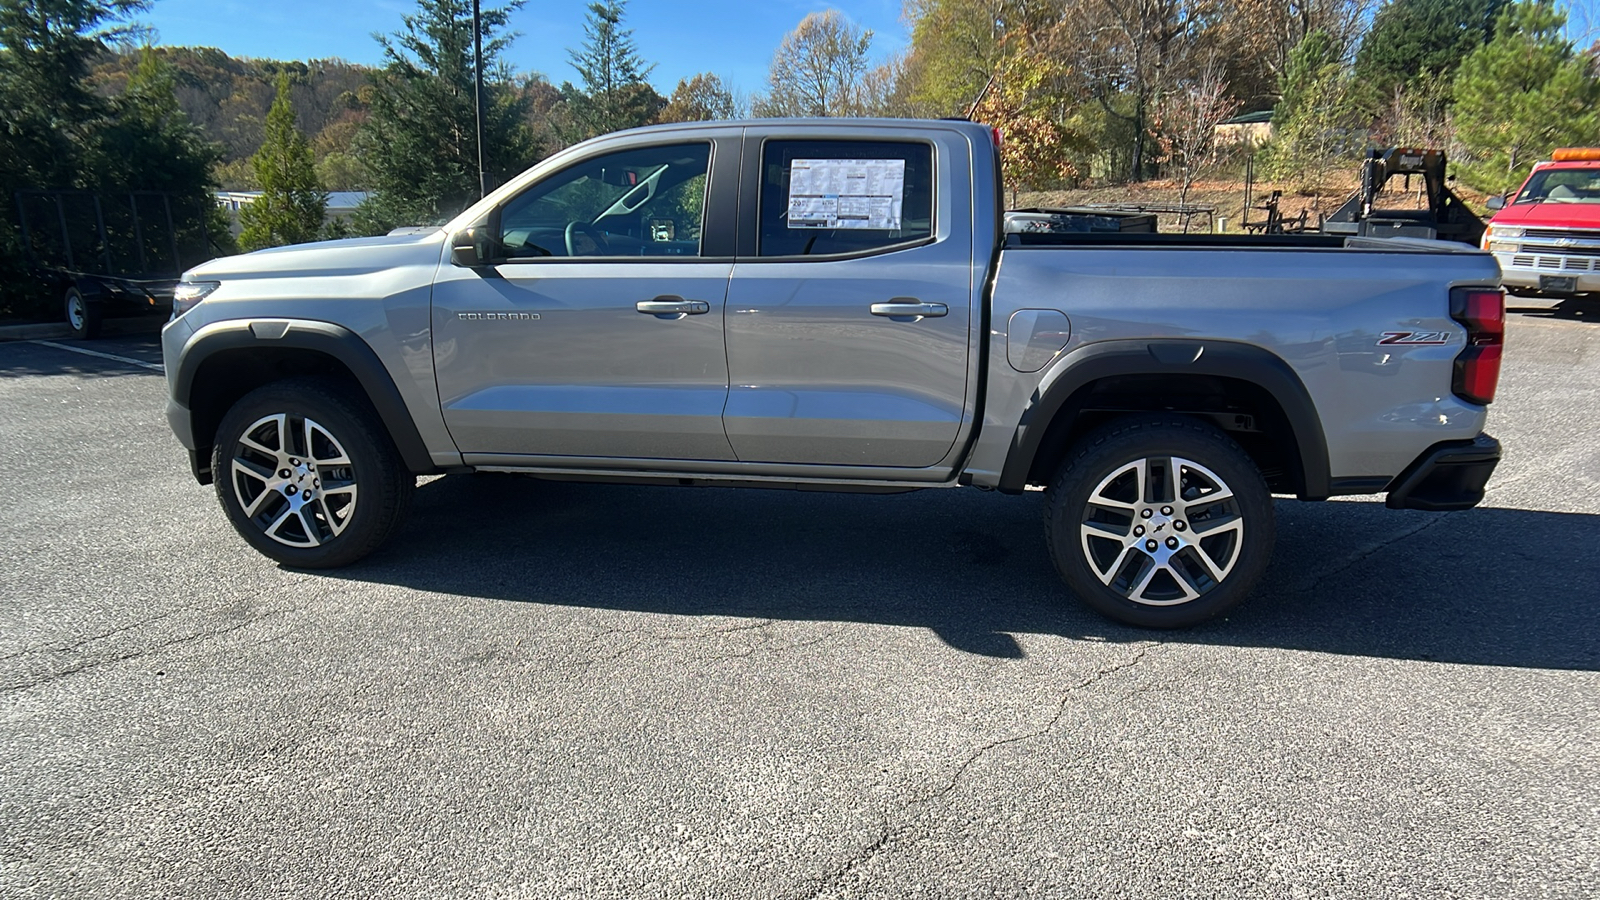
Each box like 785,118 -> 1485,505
172,319 -> 436,476
997,339 -> 1331,498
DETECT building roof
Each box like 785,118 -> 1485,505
1220,110 -> 1274,125
216,190 -> 370,211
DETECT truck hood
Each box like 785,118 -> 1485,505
184,229 -> 446,281
1488,202 -> 1600,229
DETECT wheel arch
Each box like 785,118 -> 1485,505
172,320 -> 436,484
998,340 -> 1330,499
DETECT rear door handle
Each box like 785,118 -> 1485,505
870,300 -> 948,321
636,296 -> 710,318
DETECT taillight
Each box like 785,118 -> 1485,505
991,126 -> 1004,149
1450,287 -> 1504,405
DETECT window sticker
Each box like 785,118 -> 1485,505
786,158 -> 906,230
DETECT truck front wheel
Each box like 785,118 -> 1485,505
1044,415 -> 1276,628
211,378 -> 414,569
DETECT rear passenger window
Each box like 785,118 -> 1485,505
758,140 -> 933,257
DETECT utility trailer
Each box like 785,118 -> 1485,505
1321,147 -> 1486,247
14,189 -> 218,338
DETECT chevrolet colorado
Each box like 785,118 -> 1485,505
161,119 -> 1504,627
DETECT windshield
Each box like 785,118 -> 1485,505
1514,168 -> 1600,204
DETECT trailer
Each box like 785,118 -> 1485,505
13,189 -> 219,338
1321,147 -> 1486,247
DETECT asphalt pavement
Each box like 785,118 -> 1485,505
1,305 -> 1597,898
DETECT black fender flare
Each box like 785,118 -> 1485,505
173,319 -> 436,476
997,339 -> 1331,498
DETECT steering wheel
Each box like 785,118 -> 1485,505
564,221 -> 610,257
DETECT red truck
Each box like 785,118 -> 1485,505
1483,147 -> 1600,302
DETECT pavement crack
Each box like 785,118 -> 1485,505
2,605 -> 301,693
923,640 -> 1158,802
796,641 -> 1158,898
0,607 -> 195,661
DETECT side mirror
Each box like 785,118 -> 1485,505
451,224 -> 496,267
1485,194 -> 1507,211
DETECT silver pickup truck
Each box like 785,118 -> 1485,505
161,119 -> 1504,627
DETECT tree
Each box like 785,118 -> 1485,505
354,0 -> 537,233
659,73 -> 738,122
1054,0 -> 1211,182
0,2 -> 231,319
756,10 -> 873,117
238,73 -> 327,250
566,0 -> 658,137
1453,0 -> 1600,192
1152,56 -> 1241,225
900,0 -> 1016,116
971,39 -> 1091,203
1263,30 -> 1360,189
1354,0 -> 1507,103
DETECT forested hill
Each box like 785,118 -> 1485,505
87,47 -> 375,191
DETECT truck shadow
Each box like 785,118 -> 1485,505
1508,298 -> 1600,322
330,474 -> 1600,671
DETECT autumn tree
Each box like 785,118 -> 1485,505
238,73 -> 327,250
756,10 -> 874,117
972,40 -> 1090,203
659,73 -> 738,122
1453,0 -> 1600,192
1054,0 -> 1211,182
899,0 -> 1016,115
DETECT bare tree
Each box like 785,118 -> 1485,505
755,10 -> 874,117
1152,56 -> 1240,229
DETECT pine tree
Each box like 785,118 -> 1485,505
566,0 -> 660,137
1354,0 -> 1508,105
238,73 -> 327,250
354,0 -> 537,232
1453,0 -> 1600,192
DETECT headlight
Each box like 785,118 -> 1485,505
171,281 -> 220,318
1488,242 -> 1519,253
1489,226 -> 1524,239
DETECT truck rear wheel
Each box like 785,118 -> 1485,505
211,378 -> 413,569
1044,415 -> 1275,628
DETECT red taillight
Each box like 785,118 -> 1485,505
991,126 -> 1003,149
1450,287 -> 1504,405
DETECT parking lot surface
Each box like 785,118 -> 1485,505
2,306 -> 1598,898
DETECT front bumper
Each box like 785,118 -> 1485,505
1493,251 -> 1600,293
1385,434 -> 1501,511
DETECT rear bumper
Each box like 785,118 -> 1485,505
1385,434 -> 1501,511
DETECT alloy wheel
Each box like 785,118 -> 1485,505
1078,455 -> 1244,606
230,413 -> 359,548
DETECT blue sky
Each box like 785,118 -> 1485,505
135,0 -> 912,99
132,0 -> 1600,99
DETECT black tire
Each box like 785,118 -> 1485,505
1044,415 -> 1275,628
65,288 -> 102,339
211,378 -> 414,568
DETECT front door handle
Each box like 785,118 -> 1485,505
636,296 -> 710,319
870,299 -> 948,321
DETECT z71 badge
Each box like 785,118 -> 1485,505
1378,331 -> 1449,345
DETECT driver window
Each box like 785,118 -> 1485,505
497,142 -> 711,259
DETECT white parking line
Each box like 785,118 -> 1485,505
29,340 -> 165,373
